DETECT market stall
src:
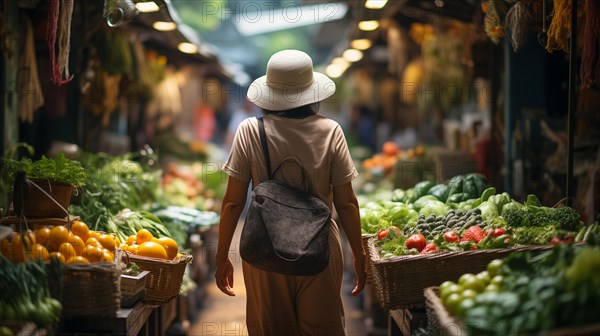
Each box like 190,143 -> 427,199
0,0 -> 228,334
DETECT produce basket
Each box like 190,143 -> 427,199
11,178 -> 74,218
361,233 -> 375,283
49,261 -> 121,318
0,215 -> 78,231
424,287 -> 600,336
125,252 -> 193,305
424,287 -> 464,336
367,238 -> 553,309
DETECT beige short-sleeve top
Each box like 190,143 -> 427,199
222,114 -> 358,208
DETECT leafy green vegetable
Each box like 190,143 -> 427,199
414,181 -> 435,199
418,200 -> 449,218
413,195 -> 439,211
427,184 -> 449,202
3,152 -> 87,187
476,201 -> 499,221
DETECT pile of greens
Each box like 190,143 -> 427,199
463,243 -> 600,335
3,152 -> 87,187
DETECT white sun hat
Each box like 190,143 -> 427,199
246,50 -> 336,111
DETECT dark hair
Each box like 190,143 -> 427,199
262,102 -> 319,115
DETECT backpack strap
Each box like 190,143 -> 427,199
257,117 -> 273,179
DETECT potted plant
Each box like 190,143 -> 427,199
3,152 -> 87,218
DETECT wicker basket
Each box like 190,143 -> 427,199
424,287 -> 465,336
361,234 -> 375,283
49,262 -> 121,318
367,238 -> 554,310
126,252 -> 193,305
12,179 -> 74,218
424,286 -> 600,336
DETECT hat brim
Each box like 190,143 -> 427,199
246,72 -> 336,111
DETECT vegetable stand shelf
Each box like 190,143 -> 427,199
367,238 -> 554,309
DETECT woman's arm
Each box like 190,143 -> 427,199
333,182 -> 366,296
215,176 -> 249,296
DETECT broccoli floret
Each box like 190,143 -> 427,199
504,206 -> 582,232
551,207 -> 582,232
503,208 -> 531,227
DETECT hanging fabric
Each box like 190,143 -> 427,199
18,15 -> 44,123
46,0 -> 74,85
545,0 -> 585,53
504,1 -> 533,52
580,0 -> 600,89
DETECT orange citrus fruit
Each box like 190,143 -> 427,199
85,237 -> 103,249
59,242 -> 77,261
126,244 -> 139,254
136,229 -> 153,245
138,241 -> 167,259
82,245 -> 103,262
125,235 -> 136,245
11,231 -> 36,263
97,234 -> 116,251
35,227 -> 51,246
67,256 -> 89,264
70,221 -> 90,241
100,249 -> 114,262
48,226 -> 69,251
87,231 -> 100,240
1,238 -> 12,258
49,251 -> 66,263
27,243 -> 49,261
68,234 -> 85,255
157,237 -> 178,259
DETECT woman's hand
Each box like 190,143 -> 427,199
351,255 -> 367,297
215,257 -> 235,296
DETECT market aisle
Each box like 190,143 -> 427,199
188,221 -> 368,336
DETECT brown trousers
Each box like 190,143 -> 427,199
242,221 -> 346,336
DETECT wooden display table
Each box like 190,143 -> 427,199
115,303 -> 156,336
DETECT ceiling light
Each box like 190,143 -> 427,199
326,63 -> 349,78
136,1 -> 159,13
358,20 -> 379,31
332,57 -> 349,67
153,21 -> 177,31
351,39 -> 372,50
343,49 -> 363,62
365,0 -> 388,9
178,42 -> 198,54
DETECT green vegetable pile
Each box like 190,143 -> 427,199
444,243 -> 600,335
3,152 -> 88,187
0,256 -> 63,326
70,150 -> 161,230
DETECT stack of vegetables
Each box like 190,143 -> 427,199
436,240 -> 600,335
158,161 -> 225,212
0,256 -> 63,327
360,173 -> 588,258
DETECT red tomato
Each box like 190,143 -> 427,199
443,231 -> 459,243
377,229 -> 389,240
405,234 -> 427,252
492,228 -> 506,238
